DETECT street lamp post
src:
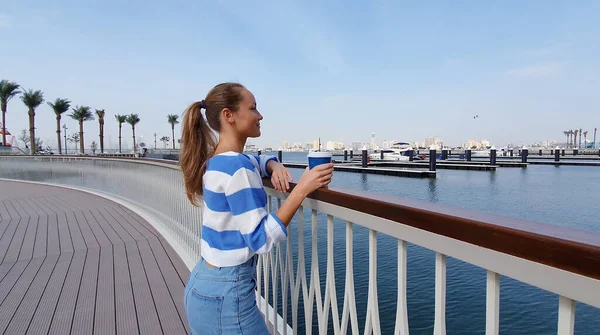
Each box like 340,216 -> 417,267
62,124 -> 68,155
154,133 -> 157,149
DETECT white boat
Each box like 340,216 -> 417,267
369,142 -> 413,161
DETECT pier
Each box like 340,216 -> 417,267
0,180 -> 189,334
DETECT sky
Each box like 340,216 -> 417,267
1,0 -> 599,150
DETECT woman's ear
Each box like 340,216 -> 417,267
221,108 -> 235,125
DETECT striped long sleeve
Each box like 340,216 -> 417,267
200,152 -> 287,267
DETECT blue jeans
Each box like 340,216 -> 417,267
184,255 -> 270,335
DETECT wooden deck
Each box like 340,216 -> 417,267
0,180 -> 190,335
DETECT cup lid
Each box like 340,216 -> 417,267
307,151 -> 332,158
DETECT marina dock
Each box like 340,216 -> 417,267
282,162 -> 437,178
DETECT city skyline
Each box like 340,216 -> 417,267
1,1 -> 599,151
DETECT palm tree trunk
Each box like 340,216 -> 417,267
594,128 -> 597,149
29,110 -> 36,154
171,125 -> 175,149
56,116 -> 62,155
79,121 -> 84,154
132,126 -> 136,152
118,124 -> 122,153
1,105 -> 6,146
99,121 -> 104,154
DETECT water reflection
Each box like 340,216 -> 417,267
428,179 -> 438,202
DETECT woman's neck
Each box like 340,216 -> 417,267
214,134 -> 246,155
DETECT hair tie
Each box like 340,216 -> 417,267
200,100 -> 206,109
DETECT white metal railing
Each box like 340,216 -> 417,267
1,156 -> 599,335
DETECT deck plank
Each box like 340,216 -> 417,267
27,253 -> 73,334
3,254 -> 60,335
94,245 -> 116,335
114,242 -> 139,335
139,238 -> 187,334
127,241 -> 163,335
71,248 -> 100,335
0,180 -> 190,335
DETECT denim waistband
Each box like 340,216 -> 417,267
191,255 -> 258,279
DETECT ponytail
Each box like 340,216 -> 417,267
180,101 -> 216,206
179,82 -> 245,206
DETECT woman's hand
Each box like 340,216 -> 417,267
296,163 -> 334,195
270,163 -> 294,192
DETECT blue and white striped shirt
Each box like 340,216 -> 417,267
200,151 -> 287,267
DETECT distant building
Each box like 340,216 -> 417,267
336,142 -> 345,150
351,142 -> 363,150
282,141 -> 289,151
371,133 -> 376,149
425,136 -> 443,149
326,141 -> 336,150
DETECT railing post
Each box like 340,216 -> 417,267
509,149 -> 513,157
408,149 -> 414,162
362,149 -> 368,168
350,150 -> 353,159
539,149 -> 543,156
429,147 -> 437,172
380,150 -> 384,160
486,271 -> 500,335
344,150 -> 348,161
558,296 -> 576,335
466,149 -> 472,161
562,149 -> 565,156
573,149 -> 578,156
441,149 -> 448,160
521,147 -> 528,163
258,150 -> 262,156
277,150 -> 283,163
551,149 -> 554,156
555,147 -> 560,162
490,147 -> 497,165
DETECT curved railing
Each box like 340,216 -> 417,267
0,156 -> 599,335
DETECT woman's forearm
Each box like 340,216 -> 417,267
274,186 -> 307,226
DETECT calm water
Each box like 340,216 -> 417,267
261,151 -> 600,334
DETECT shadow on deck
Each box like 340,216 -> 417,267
0,180 -> 190,334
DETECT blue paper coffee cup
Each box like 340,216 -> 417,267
307,151 -> 332,169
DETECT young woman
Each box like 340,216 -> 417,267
180,82 -> 333,334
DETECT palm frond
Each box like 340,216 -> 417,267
96,109 -> 105,119
0,80 -> 21,105
126,113 -> 140,126
20,89 -> 45,109
115,114 -> 127,123
47,98 -> 71,116
69,105 -> 95,122
167,114 -> 180,125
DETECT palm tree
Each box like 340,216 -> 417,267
594,128 -> 598,149
96,109 -> 106,154
20,89 -> 45,154
160,136 -> 170,149
571,129 -> 575,148
0,80 -> 21,146
563,131 -> 569,148
568,130 -> 573,148
579,128 -> 583,148
574,129 -> 579,149
47,98 -> 71,154
583,131 -> 588,148
126,114 -> 140,153
167,114 -> 180,149
115,114 -> 127,153
69,106 -> 94,154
